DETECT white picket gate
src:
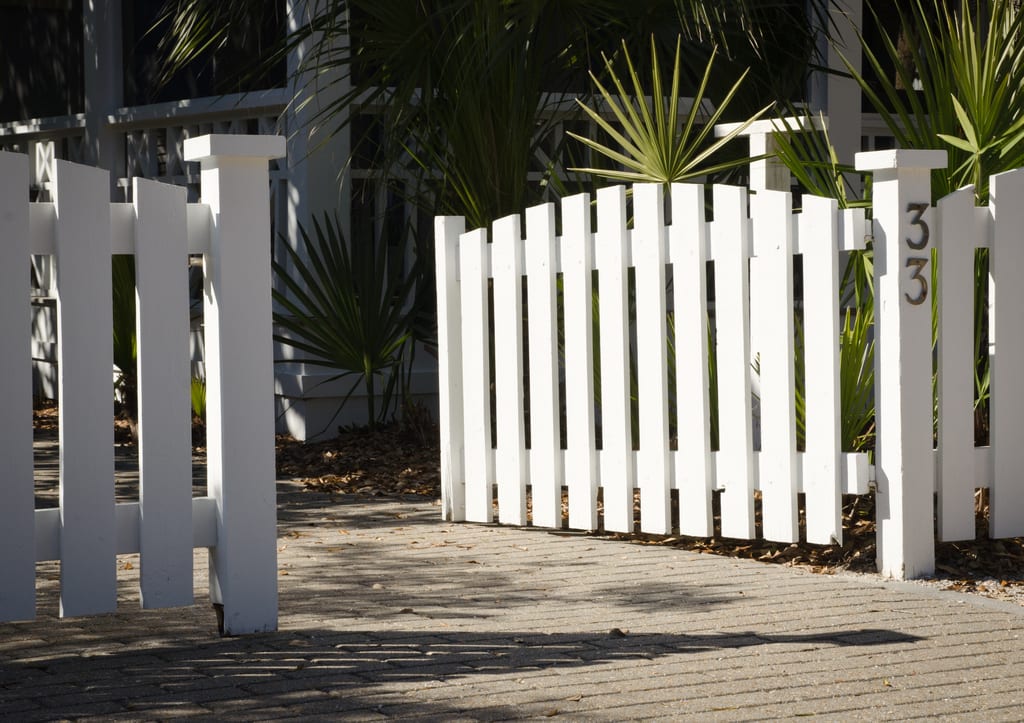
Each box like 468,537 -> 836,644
0,134 -> 284,634
436,149 -> 1024,580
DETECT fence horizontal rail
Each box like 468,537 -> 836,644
27,202 -> 213,255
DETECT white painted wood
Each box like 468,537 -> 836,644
27,202 -> 213,255
844,453 -> 871,495
560,193 -> 599,530
0,151 -> 36,621
36,497 -> 219,562
53,159 -> 117,617
192,497 -> 219,548
184,133 -> 286,163
711,185 -> 756,539
936,187 -> 977,541
188,204 -> 213,254
30,203 -> 55,254
713,116 -> 824,193
989,168 -> 1024,537
184,135 -> 284,633
800,195 -> 843,544
35,509 -> 61,563
596,186 -> 635,533
633,184 -> 671,534
856,149 -> 946,579
116,503 -> 141,554
110,203 -> 134,253
492,214 -> 528,525
458,229 -> 494,523
133,177 -> 193,608
435,215 -> 467,521
752,190 -> 799,542
838,207 -> 868,252
671,183 -> 714,537
525,203 -> 562,528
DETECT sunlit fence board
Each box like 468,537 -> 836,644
596,185 -> 635,533
990,168 -> 1024,538
670,183 -> 714,538
633,184 -> 671,534
800,196 -> 845,545
525,203 -> 562,529
712,184 -> 756,540
492,215 -> 527,526
458,229 -> 494,523
936,188 -> 978,541
753,190 -> 799,543
560,193 -> 598,530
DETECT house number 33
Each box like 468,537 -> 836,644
905,202 -> 930,306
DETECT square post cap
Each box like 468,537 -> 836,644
855,149 -> 947,172
183,134 -> 286,163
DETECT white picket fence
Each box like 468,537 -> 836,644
436,149 -> 1024,580
0,134 -> 284,634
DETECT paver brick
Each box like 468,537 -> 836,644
2,482 -> 1024,720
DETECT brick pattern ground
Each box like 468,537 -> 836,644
2,480 -> 1024,721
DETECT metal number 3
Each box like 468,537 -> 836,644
905,257 -> 928,305
906,202 -> 930,249
904,202 -> 930,305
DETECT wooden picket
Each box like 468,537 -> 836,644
935,187 -> 977,542
988,168 -> 1024,539
436,181 -> 869,548
0,135 -> 284,632
0,151 -> 35,622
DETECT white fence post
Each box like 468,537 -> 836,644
184,134 -> 286,634
856,149 -> 946,579
0,151 -> 35,621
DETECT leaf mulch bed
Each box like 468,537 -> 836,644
276,423 -> 441,499
276,423 -> 1024,601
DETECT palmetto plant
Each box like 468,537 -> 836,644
112,255 -> 138,435
154,0 -> 836,223
272,215 -> 418,432
846,0 -> 1024,433
853,0 -> 1024,204
568,36 -> 772,185
153,0 -> 840,434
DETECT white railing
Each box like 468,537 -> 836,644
435,151 -> 1024,580
0,135 -> 284,634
